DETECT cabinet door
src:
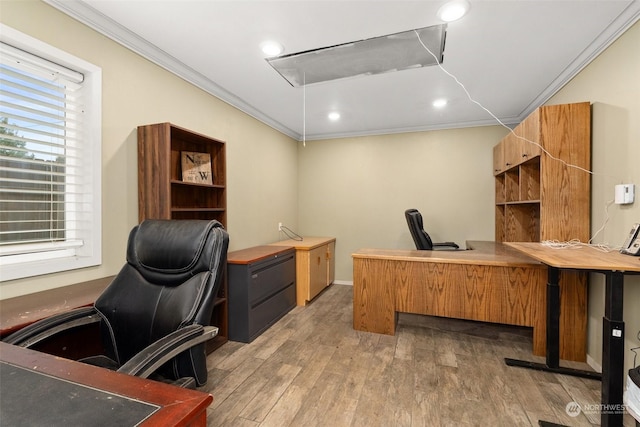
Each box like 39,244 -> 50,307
326,242 -> 335,286
519,108 -> 541,161
504,115 -> 542,170
493,142 -> 504,175
308,245 -> 328,301
503,133 -> 520,170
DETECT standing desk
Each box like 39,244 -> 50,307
0,341 -> 212,426
506,242 -> 640,427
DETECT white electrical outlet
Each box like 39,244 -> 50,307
278,222 -> 283,231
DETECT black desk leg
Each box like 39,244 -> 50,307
601,271 -> 625,427
546,267 -> 561,369
505,267 -> 601,381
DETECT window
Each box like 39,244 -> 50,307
0,24 -> 101,281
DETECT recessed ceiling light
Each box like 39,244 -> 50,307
260,41 -> 284,57
433,99 -> 448,108
328,112 -> 341,121
437,0 -> 470,22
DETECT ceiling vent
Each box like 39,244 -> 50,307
267,24 -> 447,87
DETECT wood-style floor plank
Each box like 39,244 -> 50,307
204,284 -> 636,426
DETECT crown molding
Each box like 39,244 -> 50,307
44,0 -> 640,142
517,1 -> 640,121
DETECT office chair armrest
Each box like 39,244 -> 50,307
117,325 -> 218,379
433,242 -> 460,250
2,306 -> 101,348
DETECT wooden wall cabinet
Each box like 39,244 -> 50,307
270,237 -> 336,306
493,102 -> 590,243
493,102 -> 591,362
137,122 -> 228,352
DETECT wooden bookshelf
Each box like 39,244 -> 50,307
137,123 -> 228,352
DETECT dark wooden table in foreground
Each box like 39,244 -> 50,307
0,341 -> 212,426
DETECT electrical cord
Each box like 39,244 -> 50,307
413,30 -> 631,247
540,239 -> 619,252
414,30 -> 620,182
279,225 -> 303,241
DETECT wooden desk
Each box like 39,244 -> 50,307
0,277 -> 113,359
352,241 -> 588,361
0,342 -> 212,426
0,277 -> 113,337
506,242 -> 640,427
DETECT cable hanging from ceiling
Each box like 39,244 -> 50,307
413,29 -> 623,251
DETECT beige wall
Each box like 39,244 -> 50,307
547,21 -> 640,374
0,0 -> 298,298
297,126 -> 507,282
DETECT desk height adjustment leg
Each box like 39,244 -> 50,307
601,271 -> 624,427
505,266 -> 600,381
546,267 -> 561,368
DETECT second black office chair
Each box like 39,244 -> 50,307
405,208 -> 460,250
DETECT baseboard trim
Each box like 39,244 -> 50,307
333,280 -> 353,286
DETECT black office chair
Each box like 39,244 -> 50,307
4,219 -> 229,389
405,208 -> 460,250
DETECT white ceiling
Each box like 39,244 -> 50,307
46,0 -> 640,141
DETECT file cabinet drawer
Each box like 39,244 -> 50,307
227,246 -> 296,343
248,254 -> 296,305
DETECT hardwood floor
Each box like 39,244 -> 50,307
204,284 -> 636,426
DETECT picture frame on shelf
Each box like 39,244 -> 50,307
181,151 -> 213,185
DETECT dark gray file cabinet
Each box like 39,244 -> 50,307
227,245 -> 296,343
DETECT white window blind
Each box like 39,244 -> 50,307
0,24 -> 101,281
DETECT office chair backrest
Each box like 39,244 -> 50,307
405,208 -> 434,250
94,219 -> 229,386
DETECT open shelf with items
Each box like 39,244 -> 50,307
137,122 -> 228,352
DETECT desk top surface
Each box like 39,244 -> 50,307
228,245 -> 295,264
1,360 -> 159,426
270,236 -> 336,250
0,342 -> 212,426
506,242 -> 640,272
0,277 -> 113,336
352,241 -> 545,268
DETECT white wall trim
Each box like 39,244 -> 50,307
333,280 -> 353,286
43,0 -> 640,143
